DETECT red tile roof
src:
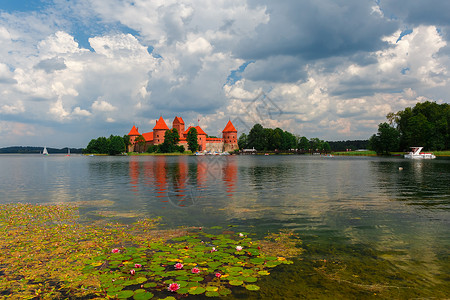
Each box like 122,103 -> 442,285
128,125 -> 140,136
183,126 -> 194,135
195,126 -> 206,135
153,116 -> 169,130
183,126 -> 206,135
173,116 -> 185,124
222,120 -> 237,133
142,132 -> 153,142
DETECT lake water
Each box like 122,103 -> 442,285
1,154 -> 449,298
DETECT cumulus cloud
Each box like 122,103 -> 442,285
0,101 -> 25,114
92,99 -> 117,112
0,0 -> 449,147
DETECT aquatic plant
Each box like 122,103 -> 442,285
0,203 -> 300,299
84,228 -> 295,298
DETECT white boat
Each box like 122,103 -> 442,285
42,146 -> 49,156
404,147 -> 436,159
66,148 -> 70,156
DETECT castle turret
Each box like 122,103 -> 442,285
222,120 -> 238,152
153,116 -> 169,145
172,116 -> 185,139
127,125 -> 140,152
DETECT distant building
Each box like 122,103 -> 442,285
127,116 -> 238,152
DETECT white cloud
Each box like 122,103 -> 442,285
92,99 -> 117,112
0,1 -> 449,147
49,98 -> 70,121
0,101 -> 24,114
72,107 -> 92,117
38,31 -> 86,57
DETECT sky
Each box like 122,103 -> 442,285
0,0 -> 449,148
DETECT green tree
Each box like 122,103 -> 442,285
309,138 -> 323,152
134,135 -> 146,153
123,135 -> 131,151
248,124 -> 266,150
390,101 -> 449,150
187,127 -> 199,152
283,131 -> 297,150
271,128 -> 283,150
369,122 -> 400,154
160,128 -> 180,153
298,136 -> 310,152
322,142 -> 331,153
108,135 -> 126,155
238,133 -> 248,149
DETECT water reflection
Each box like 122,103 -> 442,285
125,156 -> 237,209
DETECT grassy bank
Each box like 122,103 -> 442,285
332,150 -> 377,156
333,150 -> 450,157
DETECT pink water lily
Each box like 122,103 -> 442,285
215,272 -> 222,278
174,263 -> 183,270
168,283 -> 180,292
191,267 -> 200,274
236,246 -> 243,251
111,248 -> 120,253
239,233 -> 244,237
210,247 -> 217,253
134,263 -> 142,268
130,269 -> 135,275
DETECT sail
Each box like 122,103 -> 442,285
43,147 -> 49,155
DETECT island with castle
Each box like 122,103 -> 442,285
127,116 -> 239,153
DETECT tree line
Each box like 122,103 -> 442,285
0,146 -> 83,154
238,124 -> 331,152
369,101 -> 450,154
84,135 -> 128,155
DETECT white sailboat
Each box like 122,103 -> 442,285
66,148 -> 70,156
42,146 -> 49,156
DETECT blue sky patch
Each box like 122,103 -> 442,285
226,61 -> 255,86
396,29 -> 413,43
0,0 -> 48,12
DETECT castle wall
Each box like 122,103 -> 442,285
205,141 -> 224,152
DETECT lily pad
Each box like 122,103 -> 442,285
117,290 -> 134,299
135,277 -> 147,284
189,286 -> 206,295
245,284 -> 260,291
229,280 -> 244,286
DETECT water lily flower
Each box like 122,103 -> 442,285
191,267 -> 200,274
174,263 -> 183,270
239,233 -> 244,237
236,246 -> 243,251
111,248 -> 120,253
215,272 -> 222,278
134,263 -> 142,268
130,269 -> 135,275
210,247 -> 217,253
168,283 -> 180,292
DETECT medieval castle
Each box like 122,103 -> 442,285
127,116 -> 238,153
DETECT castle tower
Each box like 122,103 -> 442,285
153,116 -> 169,145
222,120 -> 238,152
195,126 -> 207,151
172,116 -> 185,139
127,125 -> 140,152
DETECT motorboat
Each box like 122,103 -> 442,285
404,147 -> 436,159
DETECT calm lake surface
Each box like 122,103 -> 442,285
1,154 -> 449,298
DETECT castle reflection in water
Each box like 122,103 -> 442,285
128,156 -> 237,208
